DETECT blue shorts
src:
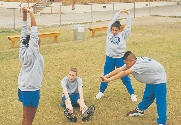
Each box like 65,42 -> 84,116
61,93 -> 80,107
18,88 -> 40,108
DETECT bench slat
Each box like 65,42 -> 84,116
7,31 -> 60,48
88,24 -> 126,37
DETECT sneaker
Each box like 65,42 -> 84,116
127,108 -> 144,116
96,92 -> 104,99
131,94 -> 137,102
82,105 -> 95,121
158,124 -> 163,125
63,108 -> 77,122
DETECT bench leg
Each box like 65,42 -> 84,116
92,30 -> 96,37
54,36 -> 58,42
11,41 -> 15,48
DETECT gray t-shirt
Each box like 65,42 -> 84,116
124,57 -> 166,84
61,77 -> 83,94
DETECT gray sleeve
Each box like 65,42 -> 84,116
19,26 -> 40,67
77,77 -> 83,87
19,21 -> 29,62
61,77 -> 67,87
107,12 -> 120,34
122,15 -> 131,40
123,64 -> 128,69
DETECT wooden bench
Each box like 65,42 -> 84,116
88,24 -> 126,37
7,31 -> 61,48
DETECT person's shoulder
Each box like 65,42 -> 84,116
76,76 -> 82,81
132,57 -> 142,67
61,76 -> 69,82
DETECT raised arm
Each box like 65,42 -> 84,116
24,7 -> 39,54
19,6 -> 40,67
107,10 -> 121,34
26,7 -> 36,26
122,10 -> 131,39
19,7 -> 30,62
20,7 -> 29,44
107,10 -> 129,34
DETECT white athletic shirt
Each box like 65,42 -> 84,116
61,77 -> 83,94
124,57 -> 166,84
106,12 -> 131,58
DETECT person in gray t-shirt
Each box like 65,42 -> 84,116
100,51 -> 167,125
60,68 -> 95,122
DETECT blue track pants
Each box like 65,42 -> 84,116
99,56 -> 134,95
138,83 -> 167,125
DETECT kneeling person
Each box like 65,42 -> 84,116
60,67 -> 95,122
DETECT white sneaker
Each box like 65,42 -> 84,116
96,92 -> 104,99
131,94 -> 137,102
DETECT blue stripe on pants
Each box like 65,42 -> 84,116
100,56 -> 134,95
138,83 -> 167,125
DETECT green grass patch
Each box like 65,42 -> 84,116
0,16 -> 181,125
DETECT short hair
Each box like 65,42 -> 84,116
111,21 -> 121,30
122,51 -> 136,60
69,67 -> 78,74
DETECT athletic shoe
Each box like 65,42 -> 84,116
82,105 -> 95,121
63,108 -> 77,122
131,94 -> 137,102
158,124 -> 163,125
127,108 -> 144,116
95,92 -> 104,99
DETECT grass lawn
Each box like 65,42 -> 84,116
0,16 -> 181,125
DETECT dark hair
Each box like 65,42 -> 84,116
111,21 -> 121,30
22,35 -> 30,46
122,51 -> 132,60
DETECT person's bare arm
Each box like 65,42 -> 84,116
22,7 -> 27,21
102,66 -> 127,79
24,7 -> 36,26
62,87 -> 73,112
78,86 -> 84,103
78,86 -> 87,111
62,87 -> 71,104
101,69 -> 134,82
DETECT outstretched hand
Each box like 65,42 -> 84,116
100,75 -> 109,82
